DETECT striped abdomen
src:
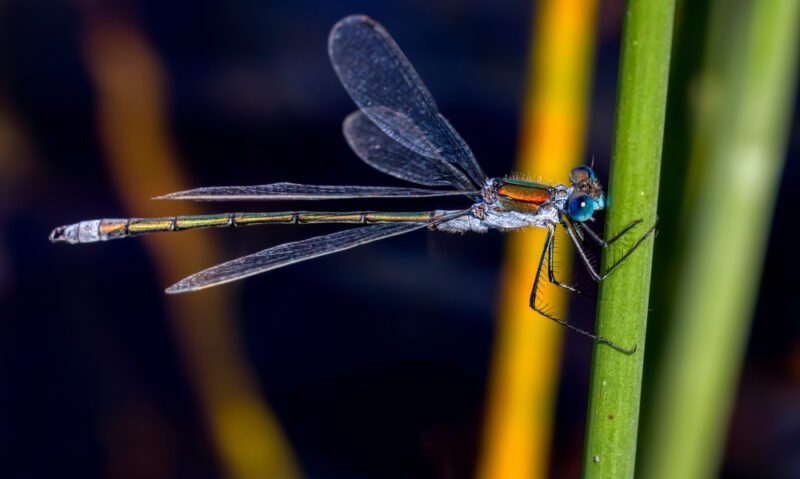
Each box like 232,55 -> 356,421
49,211 -> 451,244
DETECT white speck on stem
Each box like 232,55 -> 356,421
593,455 -> 601,463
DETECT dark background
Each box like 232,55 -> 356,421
0,1 -> 797,478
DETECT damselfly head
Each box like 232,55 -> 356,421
569,166 -> 605,212
567,166 -> 605,222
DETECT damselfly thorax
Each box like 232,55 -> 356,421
50,15 -> 654,353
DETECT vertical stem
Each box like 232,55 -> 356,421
638,1 -> 800,477
582,1 -> 675,478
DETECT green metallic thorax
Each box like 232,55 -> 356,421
494,180 -> 554,214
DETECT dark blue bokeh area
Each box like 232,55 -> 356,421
2,1 -> 799,478
2,2 -> 531,478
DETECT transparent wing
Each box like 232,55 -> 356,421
329,15 -> 486,188
155,182 -> 477,201
343,110 -> 475,190
166,222 -> 429,293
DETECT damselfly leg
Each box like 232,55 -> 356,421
564,217 -> 658,282
529,225 -> 636,354
545,228 -> 594,299
578,218 -> 642,248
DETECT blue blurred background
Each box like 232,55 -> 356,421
1,1 -> 797,478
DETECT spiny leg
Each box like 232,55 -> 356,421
564,218 -> 658,282
577,218 -> 643,248
561,219 -> 602,282
600,218 -> 658,280
545,227 -> 595,299
529,225 -> 635,354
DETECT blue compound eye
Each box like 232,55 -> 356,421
570,165 -> 597,184
568,194 -> 596,222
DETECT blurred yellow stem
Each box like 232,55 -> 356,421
478,1 -> 598,477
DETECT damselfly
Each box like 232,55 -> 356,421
50,15 -> 655,352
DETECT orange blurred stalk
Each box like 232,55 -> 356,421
80,15 -> 301,479
478,1 -> 598,478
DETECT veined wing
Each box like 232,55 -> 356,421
166,222 -> 428,293
343,110 -> 476,191
155,182 -> 478,201
328,15 -> 486,188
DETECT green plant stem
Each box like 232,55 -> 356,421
581,1 -> 675,477
638,1 -> 800,478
